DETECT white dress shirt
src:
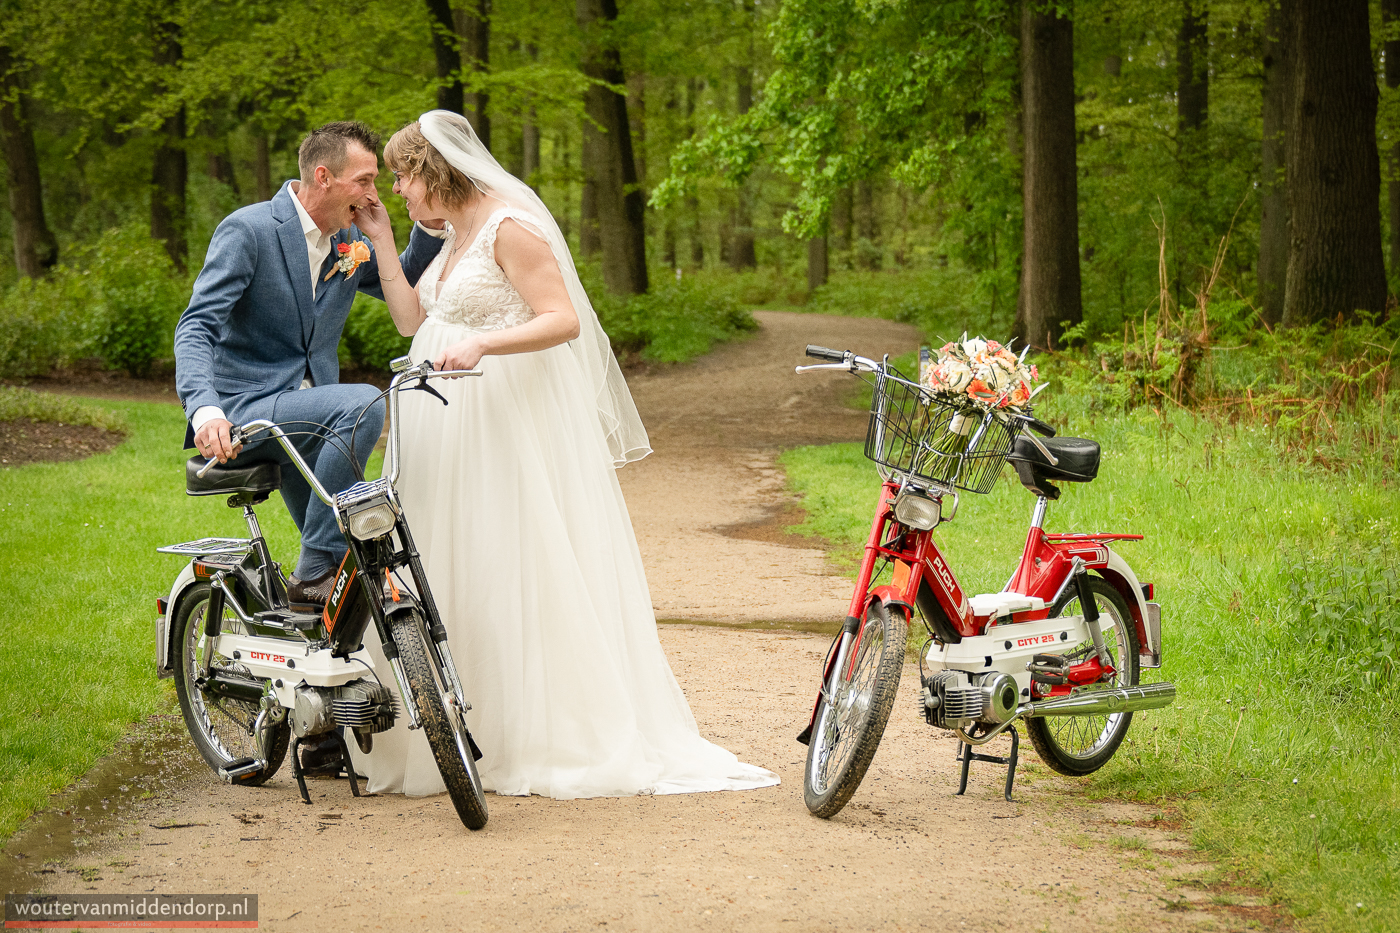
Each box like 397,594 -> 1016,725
191,185 -> 447,437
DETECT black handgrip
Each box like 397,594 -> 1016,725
805,345 -> 848,362
1024,416 -> 1056,438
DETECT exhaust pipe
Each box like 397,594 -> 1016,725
1022,681 -> 1175,718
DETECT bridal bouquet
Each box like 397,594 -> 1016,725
916,334 -> 1043,481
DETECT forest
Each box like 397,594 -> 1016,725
0,0 -> 1394,377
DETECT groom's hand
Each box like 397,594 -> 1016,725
195,418 -> 242,463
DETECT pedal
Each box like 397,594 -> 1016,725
218,758 -> 264,781
1027,653 -> 1071,686
254,610 -> 322,632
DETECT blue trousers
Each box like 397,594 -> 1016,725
240,383 -> 385,579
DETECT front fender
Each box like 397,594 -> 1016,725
866,585 -> 913,621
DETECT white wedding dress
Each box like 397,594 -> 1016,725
352,208 -> 779,799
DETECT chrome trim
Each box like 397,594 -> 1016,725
211,574 -> 254,626
1021,429 -> 1059,466
1140,602 -> 1162,669
156,537 -> 253,557
1029,496 -> 1048,531
1022,681 -> 1175,718
388,656 -> 422,729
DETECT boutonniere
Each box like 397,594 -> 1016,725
324,239 -> 372,281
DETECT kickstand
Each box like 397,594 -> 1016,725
955,725 -> 1019,803
288,736 -> 312,805
329,730 -> 362,798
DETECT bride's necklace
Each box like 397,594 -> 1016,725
447,196 -> 484,264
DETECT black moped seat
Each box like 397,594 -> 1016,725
1006,436 -> 1100,499
186,455 -> 281,500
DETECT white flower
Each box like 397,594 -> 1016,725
964,338 -> 987,357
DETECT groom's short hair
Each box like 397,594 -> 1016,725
298,121 -> 381,179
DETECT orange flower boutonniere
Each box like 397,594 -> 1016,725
324,239 -> 373,281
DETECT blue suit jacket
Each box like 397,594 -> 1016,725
174,181 -> 442,448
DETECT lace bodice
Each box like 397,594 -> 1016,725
420,208 -> 538,330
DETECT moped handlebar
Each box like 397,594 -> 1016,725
195,360 -> 483,494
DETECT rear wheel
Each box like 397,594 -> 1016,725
1025,577 -> 1140,775
389,613 -> 489,830
803,601 -> 908,818
172,584 -> 289,785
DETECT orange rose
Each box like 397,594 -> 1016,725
349,240 -> 372,264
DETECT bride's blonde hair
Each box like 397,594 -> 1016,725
384,121 -> 477,210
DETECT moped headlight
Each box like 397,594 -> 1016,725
893,491 -> 941,530
346,501 -> 397,541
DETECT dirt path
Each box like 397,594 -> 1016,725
5,312 -> 1254,931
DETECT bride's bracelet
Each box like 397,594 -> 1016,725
380,266 -> 402,284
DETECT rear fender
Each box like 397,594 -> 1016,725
158,563 -> 202,678
1098,548 -> 1155,662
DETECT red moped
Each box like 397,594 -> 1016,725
795,346 -> 1175,817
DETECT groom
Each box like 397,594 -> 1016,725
175,120 -> 444,610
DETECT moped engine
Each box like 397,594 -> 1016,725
921,670 -> 1019,731
291,679 -> 397,738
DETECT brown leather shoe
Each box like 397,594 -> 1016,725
287,568 -> 337,612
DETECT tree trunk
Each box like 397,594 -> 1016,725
832,186 -> 852,256
1282,0 -> 1386,325
455,0 -> 491,150
1015,0 -> 1082,350
0,44 -> 57,277
728,13 -> 757,271
1176,2 -> 1208,134
854,178 -> 880,269
1259,0 -> 1295,326
521,46 -> 540,190
576,0 -> 647,295
1385,0 -> 1400,288
579,116 -> 601,258
425,0 -> 463,115
807,233 -> 828,292
254,133 -> 272,202
151,17 -> 187,273
205,125 -> 239,197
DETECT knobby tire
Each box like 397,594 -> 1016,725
803,601 -> 907,818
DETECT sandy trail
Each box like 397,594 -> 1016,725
6,312 -> 1245,931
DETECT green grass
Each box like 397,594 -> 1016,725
780,405 -> 1400,932
0,387 -> 128,434
0,400 -> 302,840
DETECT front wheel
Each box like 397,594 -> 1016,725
804,601 -> 908,818
388,613 -> 489,830
172,583 -> 289,785
1025,577 -> 1140,776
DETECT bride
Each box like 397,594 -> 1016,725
349,110 -> 778,799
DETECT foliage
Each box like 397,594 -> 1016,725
340,293 -> 414,373
1285,527 -> 1400,694
84,227 -> 190,377
0,386 -> 128,434
0,225 -> 188,379
591,275 -> 758,363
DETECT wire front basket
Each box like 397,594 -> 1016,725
863,365 -> 1016,494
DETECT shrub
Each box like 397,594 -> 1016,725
593,278 -> 757,363
86,228 -> 188,377
0,225 -> 188,379
340,293 -> 413,372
